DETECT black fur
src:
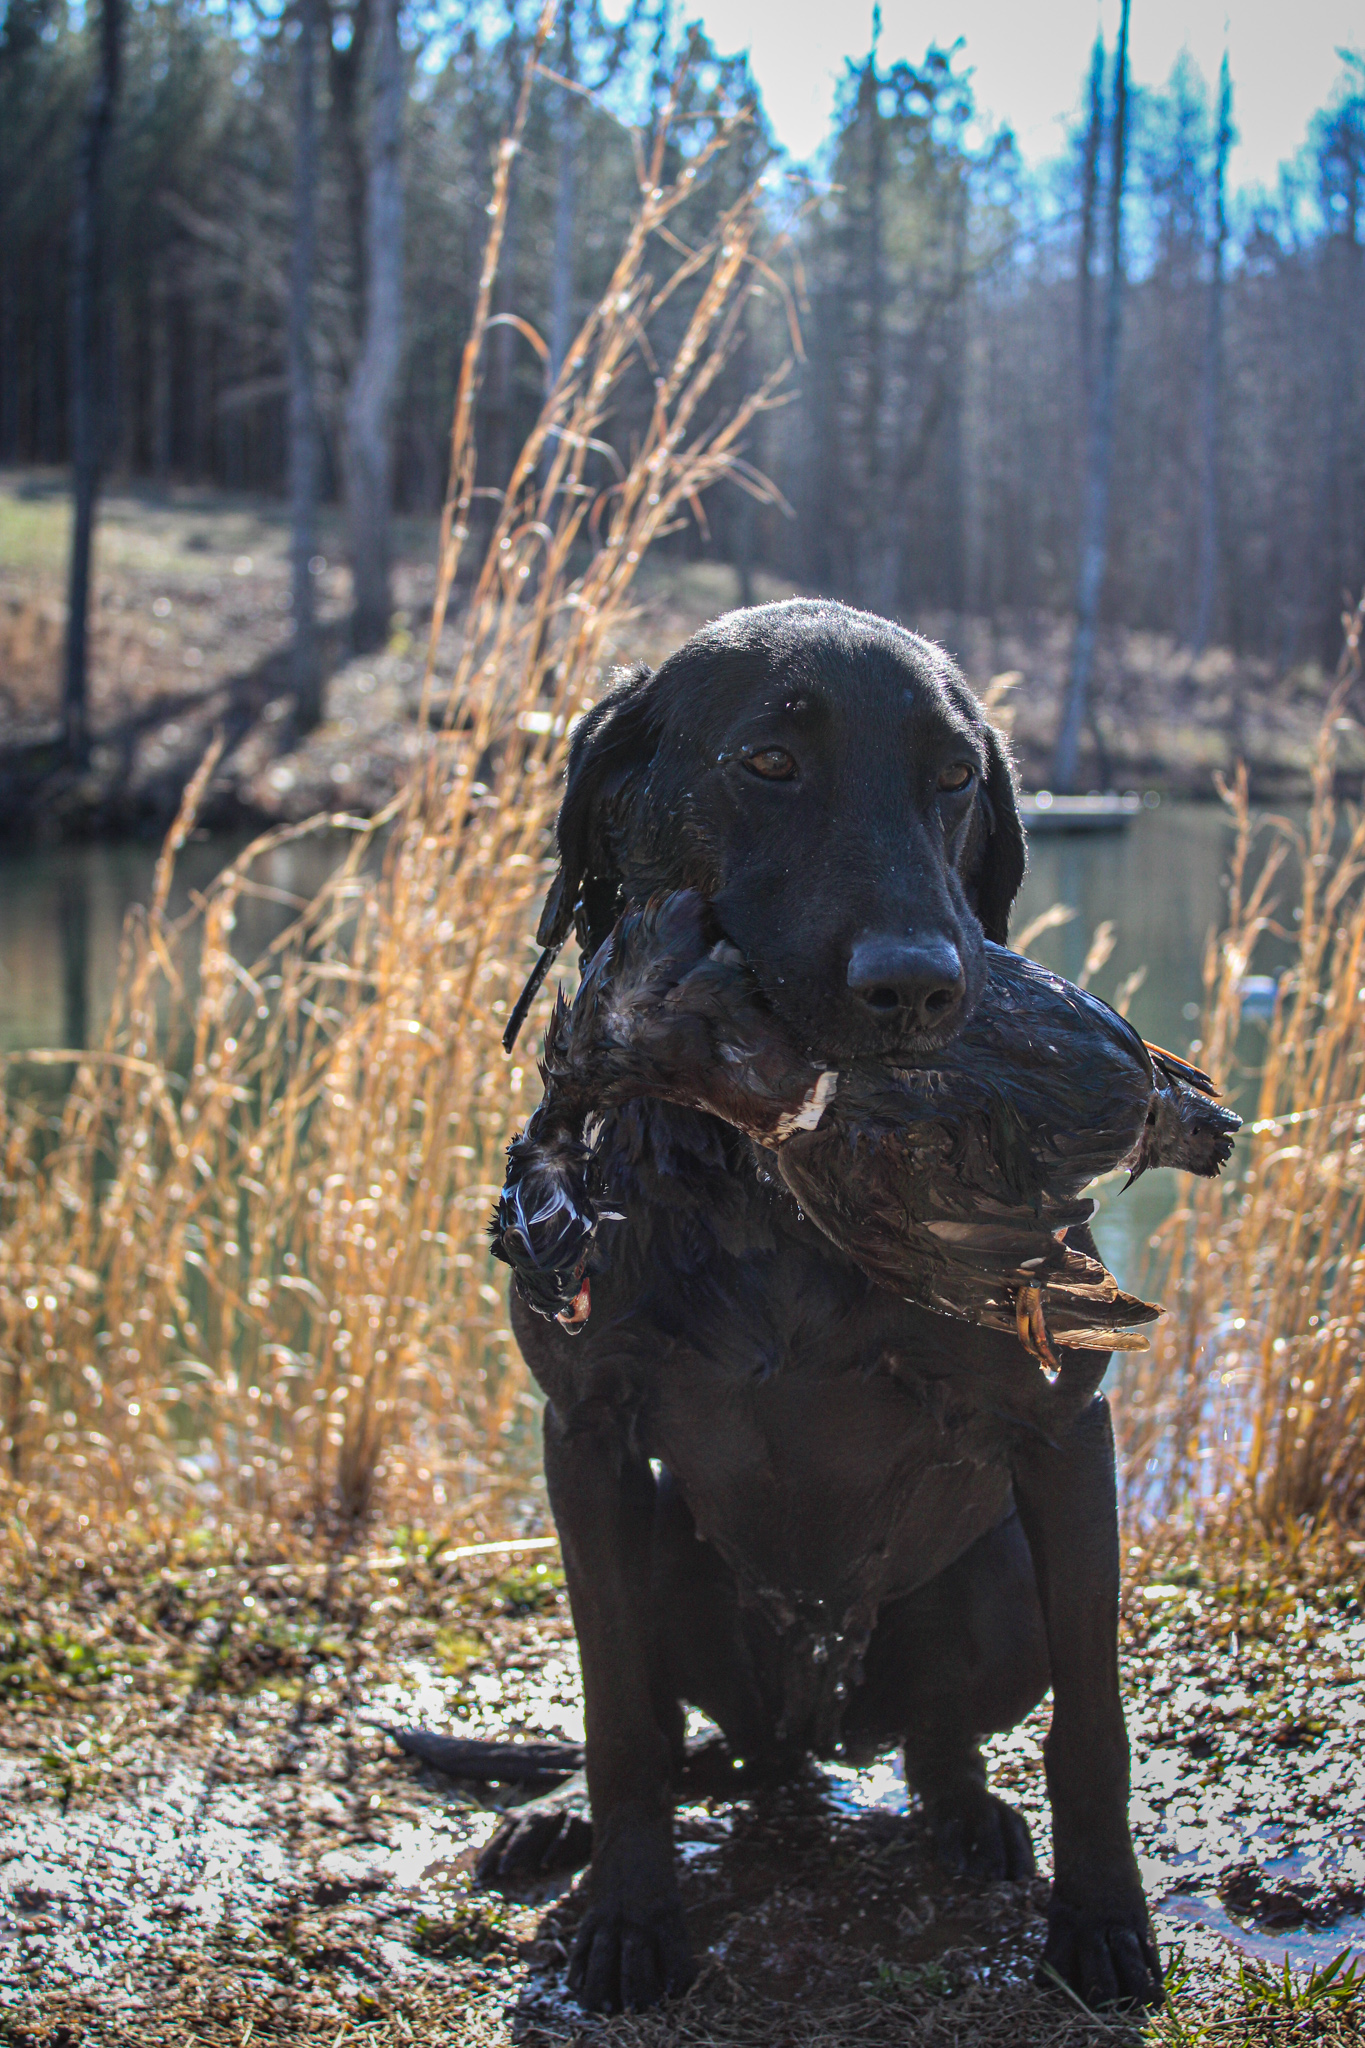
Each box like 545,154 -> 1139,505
489,601 -> 1163,2017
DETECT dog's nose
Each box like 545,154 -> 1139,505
847,934 -> 966,1032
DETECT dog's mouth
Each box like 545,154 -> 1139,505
877,1016 -> 975,1065
702,897 -> 987,1070
759,982 -> 979,1072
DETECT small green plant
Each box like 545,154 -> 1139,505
1239,1947 -> 1365,2015
1150,1944 -> 1365,2045
869,1957 -> 957,2001
493,1560 -> 565,1617
412,1896 -> 514,1961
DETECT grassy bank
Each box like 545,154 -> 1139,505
0,472 -> 807,838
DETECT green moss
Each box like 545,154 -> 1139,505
0,1625 -> 125,1694
433,1628 -> 485,1676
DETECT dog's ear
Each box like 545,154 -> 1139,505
504,666 -> 661,1054
972,721 -> 1027,944
535,663 -> 660,954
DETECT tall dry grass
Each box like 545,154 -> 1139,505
0,31 -> 794,1543
1118,596 -> 1365,1533
5,30 -> 1364,1551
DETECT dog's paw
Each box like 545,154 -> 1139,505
568,1894 -> 695,2013
1037,1897 -> 1164,2010
928,1788 -> 1037,1883
476,1805 -> 594,1888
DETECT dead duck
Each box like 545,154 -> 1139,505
491,889 -> 1239,1364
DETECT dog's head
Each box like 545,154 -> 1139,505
533,599 -> 1025,1062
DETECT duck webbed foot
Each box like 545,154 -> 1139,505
490,1103 -> 598,1328
1011,1256 -> 1160,1374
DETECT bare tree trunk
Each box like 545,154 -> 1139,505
488,194 -> 520,483
0,241 -> 17,464
480,18 -> 524,496
805,288 -> 841,590
344,0 -> 403,653
1077,31 -> 1105,403
1192,51 -> 1233,655
290,0 -> 323,726
38,244 -> 59,462
861,57 -> 887,612
150,265 -> 172,483
546,2 -> 576,393
62,0 -> 123,769
1051,0 -> 1130,794
329,0 -> 371,299
1298,108 -> 1363,664
735,494 -> 756,607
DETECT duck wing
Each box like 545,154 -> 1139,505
491,892 -> 826,1325
773,1070 -> 1160,1364
542,889 -> 832,1140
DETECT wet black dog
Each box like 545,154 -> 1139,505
483,600 -> 1163,2014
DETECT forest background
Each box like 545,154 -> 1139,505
3,0 -> 1364,762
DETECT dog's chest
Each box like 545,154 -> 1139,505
641,1338 -> 1012,1623
583,1108 -> 1018,1614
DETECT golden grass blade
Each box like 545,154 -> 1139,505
1118,595 -> 1365,1533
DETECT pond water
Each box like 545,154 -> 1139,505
0,801 -> 1253,1292
1012,800 -> 1248,1290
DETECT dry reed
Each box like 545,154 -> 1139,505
1118,596 -> 1365,1533
6,28 -> 1365,1550
0,30 -> 793,1544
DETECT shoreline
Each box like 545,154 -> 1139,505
3,477 -> 1361,849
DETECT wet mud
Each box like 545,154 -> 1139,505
1,1534 -> 1364,2044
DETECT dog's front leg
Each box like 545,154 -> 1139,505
545,1398 -> 694,2013
1011,1393 -> 1163,2009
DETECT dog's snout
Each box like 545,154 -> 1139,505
846,934 -> 967,1033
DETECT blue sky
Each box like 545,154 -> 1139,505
688,0 -> 1363,189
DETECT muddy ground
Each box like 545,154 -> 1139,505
1,1523 -> 1364,2046
3,471 -> 1362,846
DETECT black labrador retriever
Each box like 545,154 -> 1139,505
489,599 -> 1162,2014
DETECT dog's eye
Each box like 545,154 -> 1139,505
745,748 -> 798,781
937,763 -> 975,793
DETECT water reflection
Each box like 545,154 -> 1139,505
0,832 -> 354,1058
1014,801 -> 1244,1289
